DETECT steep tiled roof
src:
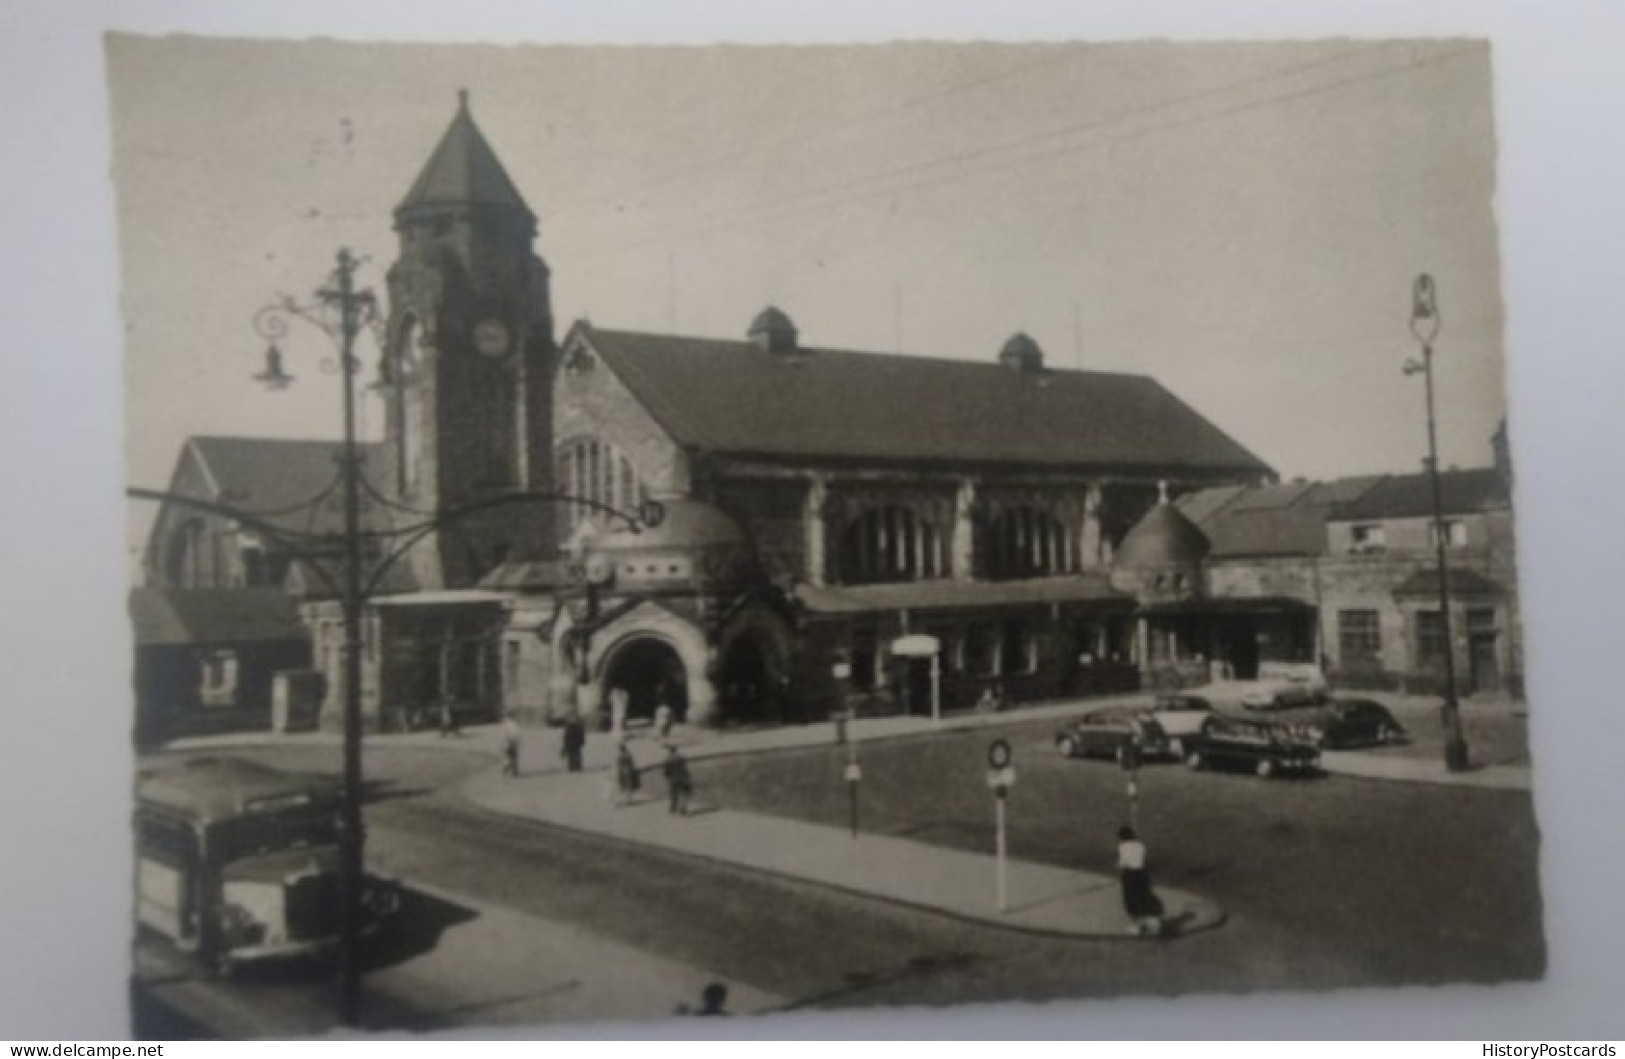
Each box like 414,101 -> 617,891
1173,483 -> 1247,526
395,93 -> 535,224
1330,469 -> 1510,522
1178,476 -> 1387,559
579,326 -> 1272,477
129,588 -> 307,647
185,435 -> 392,536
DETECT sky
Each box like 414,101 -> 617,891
109,34 -> 1507,539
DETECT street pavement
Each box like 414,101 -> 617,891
451,693 -> 1525,941
464,747 -> 1224,942
151,692 -> 1530,1035
136,880 -> 786,1036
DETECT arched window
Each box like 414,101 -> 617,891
555,437 -> 646,532
982,506 -> 1078,580
389,317 -> 422,494
836,505 -> 947,585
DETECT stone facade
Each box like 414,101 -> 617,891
138,96 -> 1298,739
381,96 -> 558,591
1319,506 -> 1521,696
531,327 -> 1257,728
1175,470 -> 1523,698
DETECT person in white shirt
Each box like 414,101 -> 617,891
1116,825 -> 1165,937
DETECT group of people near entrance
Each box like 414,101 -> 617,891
499,706 -> 692,813
609,741 -> 693,814
520,688 -> 692,814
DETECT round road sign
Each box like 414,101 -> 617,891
986,738 -> 1013,770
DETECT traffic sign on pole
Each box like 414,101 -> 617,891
844,759 -> 862,837
985,739 -> 1016,913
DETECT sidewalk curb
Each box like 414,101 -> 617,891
454,770 -> 1227,944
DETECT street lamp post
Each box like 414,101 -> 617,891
1405,273 -> 1470,773
131,248 -> 665,1029
254,248 -> 376,1024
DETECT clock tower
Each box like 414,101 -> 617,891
382,91 -> 556,589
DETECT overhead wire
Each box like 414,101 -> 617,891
543,45 -> 1094,225
565,43 -> 1480,265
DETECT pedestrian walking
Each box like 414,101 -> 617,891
438,698 -> 460,738
501,712 -> 521,777
654,698 -> 674,740
615,738 -> 642,805
662,745 -> 693,815
673,981 -> 729,1017
1116,825 -> 1165,937
561,712 -> 586,773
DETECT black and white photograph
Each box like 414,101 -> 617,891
104,31 -> 1548,1038
8,3 -> 1625,1041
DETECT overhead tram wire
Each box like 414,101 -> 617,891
543,46 -> 1092,226
578,42 -> 1477,260
567,43 -> 1480,265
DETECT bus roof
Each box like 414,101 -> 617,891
136,756 -> 340,827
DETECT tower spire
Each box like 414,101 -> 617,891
395,93 -> 536,229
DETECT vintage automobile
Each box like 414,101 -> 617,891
1274,698 -> 1408,749
135,756 -> 399,975
1146,691 -> 1216,756
1055,706 -> 1170,762
1182,715 -> 1321,777
1237,674 -> 1330,711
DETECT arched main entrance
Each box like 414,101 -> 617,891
600,637 -> 689,724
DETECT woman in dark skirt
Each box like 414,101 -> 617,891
1116,825 -> 1165,936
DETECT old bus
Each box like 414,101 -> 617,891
135,756 -> 397,974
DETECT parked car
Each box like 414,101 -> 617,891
1147,692 -> 1215,756
1238,675 -> 1329,711
1271,698 -> 1407,749
1055,707 -> 1170,762
1182,715 -> 1320,777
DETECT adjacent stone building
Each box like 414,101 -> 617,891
1169,452 -> 1522,698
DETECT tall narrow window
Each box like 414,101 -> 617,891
555,438 -> 647,533
836,505 -> 946,585
1338,609 -> 1382,667
505,640 -> 521,692
1415,610 -> 1447,669
396,317 -> 419,494
983,506 -> 1076,580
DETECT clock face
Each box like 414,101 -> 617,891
472,318 -> 511,359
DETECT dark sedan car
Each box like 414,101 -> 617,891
1182,715 -> 1320,777
1055,707 -> 1170,762
1271,698 -> 1407,749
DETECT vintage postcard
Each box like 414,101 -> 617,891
108,33 -> 1540,1037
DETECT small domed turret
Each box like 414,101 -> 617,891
1114,502 -> 1210,568
998,332 -> 1044,372
1111,494 -> 1208,602
748,306 -> 798,354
